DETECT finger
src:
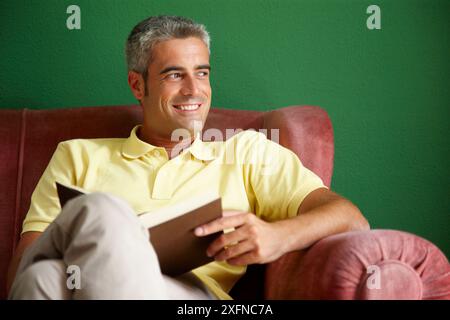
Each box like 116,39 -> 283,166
214,240 -> 254,262
222,210 -> 245,217
195,213 -> 248,236
227,251 -> 259,266
206,225 -> 251,257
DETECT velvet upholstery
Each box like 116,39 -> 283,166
0,105 -> 448,300
264,230 -> 450,299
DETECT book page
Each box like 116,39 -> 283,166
138,191 -> 220,228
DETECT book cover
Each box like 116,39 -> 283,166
55,182 -> 223,276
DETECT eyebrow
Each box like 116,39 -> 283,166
159,64 -> 211,75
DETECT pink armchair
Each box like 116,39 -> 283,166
1,105 -> 449,299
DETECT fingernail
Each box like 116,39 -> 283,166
195,227 -> 203,236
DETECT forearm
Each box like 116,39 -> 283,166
276,197 -> 369,253
198,189 -> 369,265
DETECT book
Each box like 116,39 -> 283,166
55,181 -> 223,276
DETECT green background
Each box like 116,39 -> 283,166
1,0 -> 449,256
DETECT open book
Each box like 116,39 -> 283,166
55,182 -> 223,276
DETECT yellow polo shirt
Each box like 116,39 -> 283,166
22,125 -> 326,299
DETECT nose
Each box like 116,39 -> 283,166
180,75 -> 200,96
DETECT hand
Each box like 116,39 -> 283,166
194,211 -> 288,266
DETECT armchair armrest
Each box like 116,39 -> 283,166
265,230 -> 450,299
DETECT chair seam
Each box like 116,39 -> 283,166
11,108 -> 27,254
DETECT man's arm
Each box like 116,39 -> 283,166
281,187 -> 369,251
6,232 -> 42,295
195,187 -> 369,265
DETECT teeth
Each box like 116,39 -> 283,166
174,104 -> 200,111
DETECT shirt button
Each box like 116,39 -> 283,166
153,150 -> 161,157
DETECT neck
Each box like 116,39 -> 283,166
138,126 -> 195,159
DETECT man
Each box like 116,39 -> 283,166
7,15 -> 369,300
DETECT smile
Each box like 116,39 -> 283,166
172,104 -> 201,111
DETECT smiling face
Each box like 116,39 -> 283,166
128,37 -> 212,141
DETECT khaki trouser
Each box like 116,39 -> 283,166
9,193 -> 217,300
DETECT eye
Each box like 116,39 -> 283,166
167,73 -> 182,79
198,71 -> 209,77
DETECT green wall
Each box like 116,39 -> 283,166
1,0 -> 449,257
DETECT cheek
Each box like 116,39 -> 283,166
158,84 -> 180,104
201,83 -> 212,98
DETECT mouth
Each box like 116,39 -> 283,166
172,103 -> 202,112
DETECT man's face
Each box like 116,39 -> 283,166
140,37 -> 211,139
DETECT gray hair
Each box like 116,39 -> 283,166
125,15 -> 211,77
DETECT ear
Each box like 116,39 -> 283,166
128,71 -> 146,100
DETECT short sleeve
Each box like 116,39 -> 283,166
21,142 -> 76,234
242,132 -> 327,222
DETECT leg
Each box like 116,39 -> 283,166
10,193 -> 218,300
164,272 -> 218,300
12,193 -> 169,299
9,259 -> 71,300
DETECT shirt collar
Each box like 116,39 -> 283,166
189,131 -> 217,161
121,125 -> 218,161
